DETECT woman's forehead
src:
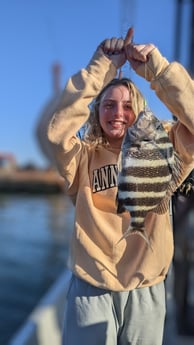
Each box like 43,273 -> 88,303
101,85 -> 131,101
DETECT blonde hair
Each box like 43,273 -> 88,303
83,78 -> 145,146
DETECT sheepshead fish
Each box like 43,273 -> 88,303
116,107 -> 181,244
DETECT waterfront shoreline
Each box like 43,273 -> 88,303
0,168 -> 65,194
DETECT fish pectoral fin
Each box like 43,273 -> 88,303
153,194 -> 171,214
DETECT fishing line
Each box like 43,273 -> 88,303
119,0 -> 137,78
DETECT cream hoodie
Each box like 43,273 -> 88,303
48,48 -> 194,291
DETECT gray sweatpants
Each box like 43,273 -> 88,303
62,275 -> 166,345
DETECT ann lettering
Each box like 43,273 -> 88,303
92,164 -> 118,193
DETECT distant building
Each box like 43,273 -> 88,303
0,153 -> 16,172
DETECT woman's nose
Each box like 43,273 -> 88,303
114,103 -> 123,116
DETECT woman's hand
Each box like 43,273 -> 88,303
124,27 -> 155,71
98,37 -> 126,69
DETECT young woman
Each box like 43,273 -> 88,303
48,28 -> 194,345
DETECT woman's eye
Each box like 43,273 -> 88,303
105,103 -> 113,108
124,104 -> 132,110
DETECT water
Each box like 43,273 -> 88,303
1,192 -> 194,345
0,193 -> 74,345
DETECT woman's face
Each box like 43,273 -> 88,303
98,85 -> 136,147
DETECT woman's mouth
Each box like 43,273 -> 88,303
109,120 -> 126,128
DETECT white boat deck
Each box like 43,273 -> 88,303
9,268 -> 194,345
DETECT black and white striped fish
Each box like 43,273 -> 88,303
116,107 -> 181,244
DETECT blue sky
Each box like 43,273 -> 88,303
0,0 -> 191,167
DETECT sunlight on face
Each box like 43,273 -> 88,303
99,85 -> 136,147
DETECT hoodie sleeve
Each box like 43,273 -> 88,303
47,50 -> 117,192
136,48 -> 194,168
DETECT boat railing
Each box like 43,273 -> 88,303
9,269 -> 72,345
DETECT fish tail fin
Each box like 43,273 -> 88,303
116,228 -> 152,249
116,228 -> 132,245
130,229 -> 152,248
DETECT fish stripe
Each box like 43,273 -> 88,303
118,181 -> 170,192
117,204 -> 159,213
120,165 -> 171,177
122,156 -> 172,167
126,205 -> 158,211
118,190 -> 167,198
124,151 -> 169,161
130,210 -> 147,218
131,220 -> 145,228
119,175 -> 171,184
117,195 -> 164,207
